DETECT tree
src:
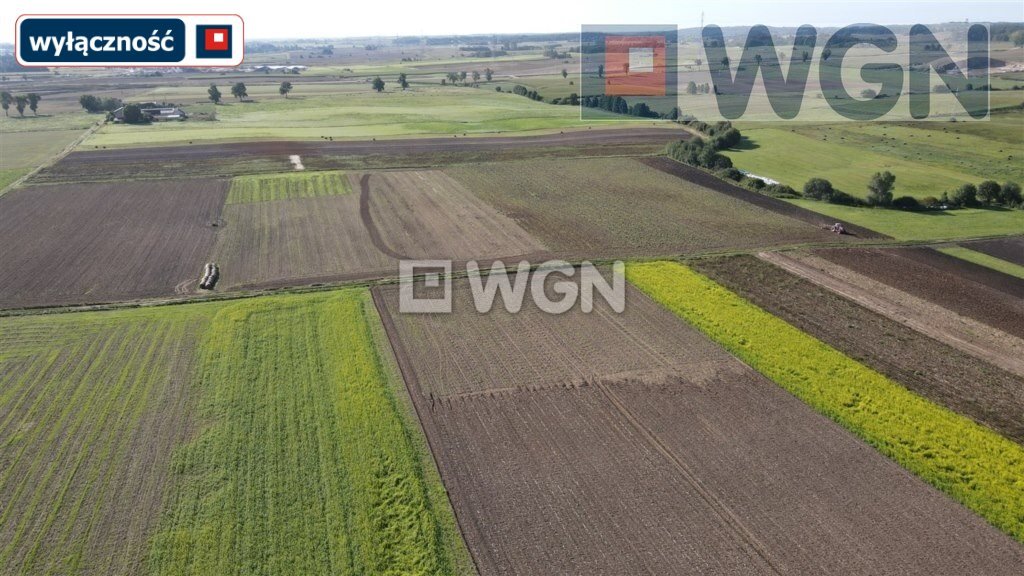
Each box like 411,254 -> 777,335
803,177 -> 835,200
398,73 -> 409,90
822,48 -> 832,61
1011,30 -> 1024,47
279,81 -> 293,98
79,94 -> 100,112
208,84 -> 222,104
458,71 -> 467,84
122,104 -> 148,124
1,91 -> 11,116
1001,181 -> 1022,205
866,171 -> 896,206
686,81 -> 697,95
484,68 -> 493,81
977,180 -> 1001,204
720,56 -> 729,67
14,95 -> 27,117
26,93 -> 40,115
471,70 -> 480,83
861,88 -> 878,99
754,54 -> 762,66
561,68 -> 568,79
446,72 -> 459,84
597,64 -> 604,78
372,76 -> 385,92
230,82 -> 248,100
801,50 -> 810,63
950,183 -> 978,207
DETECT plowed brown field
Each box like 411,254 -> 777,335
0,180 -> 227,309
373,277 -> 1024,575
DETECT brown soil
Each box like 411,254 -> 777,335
0,180 -> 227,309
694,254 -> 1024,442
32,128 -> 684,184
372,277 -> 1024,575
446,157 -> 846,260
963,236 -> 1024,267
816,247 -> 1024,338
638,156 -> 890,239
898,246 -> 1024,299
759,251 -> 1024,378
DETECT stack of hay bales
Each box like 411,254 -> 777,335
199,263 -> 219,290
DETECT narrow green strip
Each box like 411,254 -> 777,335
227,171 -> 352,204
628,261 -> 1024,542
938,246 -> 1024,280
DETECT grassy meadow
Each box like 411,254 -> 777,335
83,84 -> 641,148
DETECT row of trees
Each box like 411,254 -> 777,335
207,82 -> 255,103
441,69 -> 494,86
802,173 -> 1023,210
79,94 -> 121,113
1,92 -> 41,117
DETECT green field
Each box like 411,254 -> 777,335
787,199 -> 1024,240
628,261 -> 1024,543
83,85 -> 640,147
938,246 -> 1024,279
0,290 -> 469,575
726,116 -> 1024,200
0,128 -> 90,192
228,170 -> 353,204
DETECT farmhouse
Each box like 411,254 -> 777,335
111,104 -> 188,122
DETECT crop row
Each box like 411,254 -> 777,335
147,289 -> 464,575
628,261 -> 1024,542
227,170 -> 352,204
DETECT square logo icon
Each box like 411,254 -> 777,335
398,260 -> 452,313
196,25 -> 232,59
604,35 -> 666,96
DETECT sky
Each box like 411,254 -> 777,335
3,0 -> 1022,42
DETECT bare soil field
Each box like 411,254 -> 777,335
816,247 -> 1024,338
639,156 -> 889,239
446,157 -> 853,259
211,169 -> 547,291
694,254 -> 1024,442
760,251 -> 1024,378
361,170 -> 546,261
895,245 -> 1024,298
965,236 -> 1024,266
373,277 -> 1024,575
0,180 -> 226,309
31,128 -> 682,184
211,194 -> 392,290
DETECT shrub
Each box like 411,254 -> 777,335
920,196 -> 939,208
892,195 -> 921,210
803,178 -> 835,200
1000,181 -> 1022,206
764,183 -> 799,198
977,180 -> 1001,204
950,183 -> 979,207
745,177 -> 766,190
716,167 -> 743,181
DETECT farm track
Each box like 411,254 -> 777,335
372,277 -> 1024,575
694,254 -> 1024,443
815,247 -> 1024,338
759,251 -> 1024,378
963,235 -> 1024,266
638,156 -> 890,239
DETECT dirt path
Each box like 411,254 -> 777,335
758,251 -> 1024,378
